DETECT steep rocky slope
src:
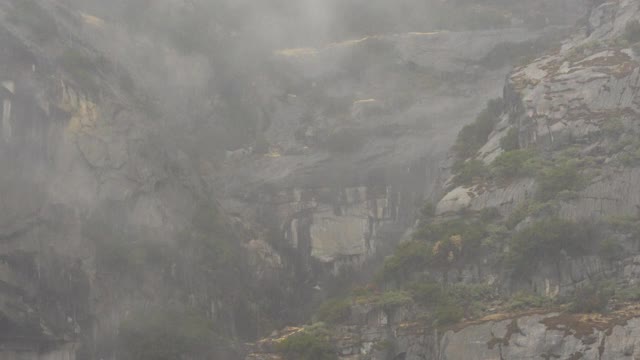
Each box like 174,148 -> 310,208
246,1 -> 640,359
0,0 -> 614,359
215,10 -> 587,307
0,1 -> 279,358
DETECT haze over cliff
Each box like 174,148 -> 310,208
4,1 -> 640,360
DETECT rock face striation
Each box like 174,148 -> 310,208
8,0 -> 640,359
247,1 -> 640,359
248,304 -> 640,360
216,23 -> 585,293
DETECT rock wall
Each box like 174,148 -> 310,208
438,308 -> 640,360
217,24 -> 582,296
247,1 -> 640,360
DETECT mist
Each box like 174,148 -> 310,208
3,0 -> 637,359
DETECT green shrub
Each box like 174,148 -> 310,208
415,219 -> 487,274
536,160 -> 584,201
599,238 -> 624,262
187,201 -> 239,270
568,284 -> 612,314
433,303 -> 464,326
507,292 -> 552,311
445,283 -> 496,317
453,159 -> 490,186
446,284 -> 495,304
453,99 -> 504,159
505,200 -> 555,229
624,20 -> 640,44
507,219 -> 595,276
414,219 -> 466,242
500,127 -> 520,151
617,286 -> 640,302
386,220 -> 488,282
372,290 -> 413,308
414,219 -> 486,252
315,299 -> 351,324
277,324 -> 337,360
379,240 -> 432,281
119,308 -> 215,360
420,201 -> 436,219
407,281 -> 444,305
491,149 -> 535,179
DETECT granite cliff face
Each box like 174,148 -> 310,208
5,0 -> 640,359
435,0 -> 640,296
217,24 -> 582,298
0,1 -> 267,358
247,1 -> 640,359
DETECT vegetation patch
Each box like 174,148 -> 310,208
500,127 -> 520,151
617,286 -> 640,302
453,99 -> 504,160
491,149 -> 536,180
277,323 -> 337,360
452,159 -> 490,186
379,240 -> 432,281
568,283 -> 614,314
507,292 -> 553,311
314,298 -> 351,324
535,160 -> 585,201
506,219 -> 596,276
